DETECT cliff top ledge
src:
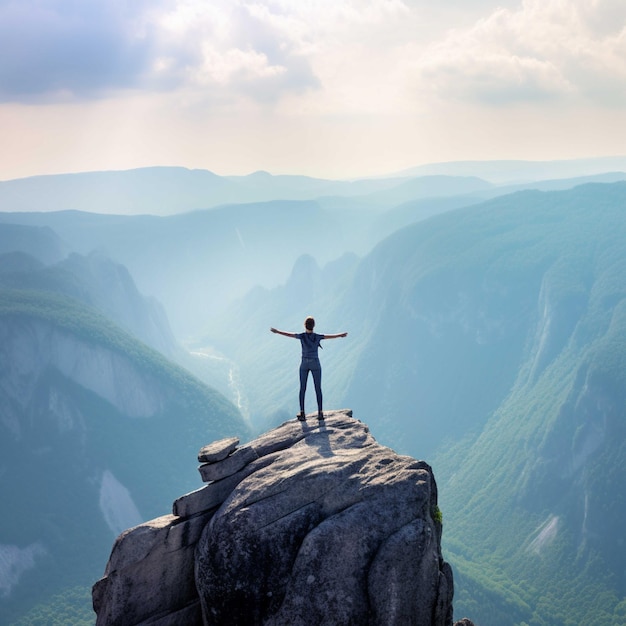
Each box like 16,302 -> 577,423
93,409 -> 454,626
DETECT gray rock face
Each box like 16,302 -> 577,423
197,437 -> 239,463
93,409 -> 454,626
0,317 -> 171,431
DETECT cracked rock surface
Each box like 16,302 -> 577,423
93,409 -> 453,626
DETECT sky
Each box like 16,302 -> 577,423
1,0 -> 626,181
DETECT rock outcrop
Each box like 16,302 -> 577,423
93,409 -> 454,625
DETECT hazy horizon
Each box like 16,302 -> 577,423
3,154 -> 626,187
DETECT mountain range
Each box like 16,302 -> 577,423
0,166 -> 486,215
2,156 -> 626,215
0,226 -> 250,624
1,163 -> 626,624
2,164 -> 625,337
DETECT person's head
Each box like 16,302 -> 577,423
304,316 -> 315,331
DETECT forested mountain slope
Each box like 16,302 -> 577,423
208,181 -> 626,624
0,232 -> 249,624
335,181 -> 626,624
0,246 -> 178,357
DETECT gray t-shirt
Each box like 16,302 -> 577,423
296,332 -> 325,358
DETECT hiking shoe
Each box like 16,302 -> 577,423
317,412 -> 324,421
297,412 -> 306,421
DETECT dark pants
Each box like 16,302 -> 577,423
299,357 -> 322,414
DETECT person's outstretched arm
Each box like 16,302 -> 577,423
323,332 -> 348,339
270,327 -> 297,338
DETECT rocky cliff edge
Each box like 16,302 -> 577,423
92,409 -> 454,625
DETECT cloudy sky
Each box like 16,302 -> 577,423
1,0 -> 626,180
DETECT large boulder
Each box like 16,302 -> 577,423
93,409 -> 454,625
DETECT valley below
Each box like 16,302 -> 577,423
1,162 -> 626,625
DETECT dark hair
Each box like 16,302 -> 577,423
304,316 -> 315,330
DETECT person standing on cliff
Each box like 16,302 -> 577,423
270,316 -> 348,422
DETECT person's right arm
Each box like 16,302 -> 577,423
270,327 -> 297,338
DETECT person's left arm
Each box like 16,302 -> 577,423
270,327 -> 298,338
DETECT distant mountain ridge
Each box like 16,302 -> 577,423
0,200 -> 354,334
3,160 -> 624,216
0,166 -> 415,215
0,222 -> 68,263
396,155 -> 626,184
3,172 -> 626,339
0,246 -> 178,357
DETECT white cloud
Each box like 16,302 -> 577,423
410,0 -> 626,106
0,0 -> 157,102
193,45 -> 286,85
4,0 -> 626,109
154,0 -> 413,101
0,0 -> 319,103
579,0 -> 626,37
